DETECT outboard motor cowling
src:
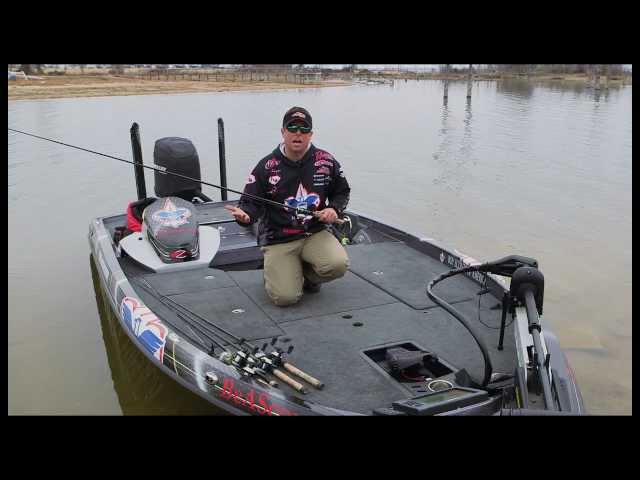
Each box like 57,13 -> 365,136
154,137 -> 206,201
143,196 -> 199,263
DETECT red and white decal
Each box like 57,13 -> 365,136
314,151 -> 334,162
246,174 -> 256,184
220,378 -> 298,416
316,167 -> 331,175
120,297 -> 168,362
170,249 -> 189,260
268,175 -> 281,185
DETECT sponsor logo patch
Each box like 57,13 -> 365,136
313,174 -> 331,186
268,175 -> 281,185
151,198 -> 191,228
314,151 -> 334,162
265,158 -> 280,170
284,183 -> 320,224
246,174 -> 256,184
314,159 -> 333,167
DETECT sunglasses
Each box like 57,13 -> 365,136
286,124 -> 312,134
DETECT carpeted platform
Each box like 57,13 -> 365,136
346,242 -> 479,309
271,300 -> 515,414
124,238 -> 516,415
227,270 -> 398,323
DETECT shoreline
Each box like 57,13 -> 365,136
8,72 -> 630,101
7,75 -> 352,101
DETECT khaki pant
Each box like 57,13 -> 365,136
261,229 -> 349,306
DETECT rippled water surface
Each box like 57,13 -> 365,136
8,79 -> 632,414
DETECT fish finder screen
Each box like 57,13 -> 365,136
416,388 -> 472,404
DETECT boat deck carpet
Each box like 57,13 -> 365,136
124,240 -> 515,415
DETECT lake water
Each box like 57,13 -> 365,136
8,79 -> 632,415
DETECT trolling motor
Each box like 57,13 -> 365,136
475,255 -> 554,410
427,254 -> 544,390
508,265 -> 554,410
475,255 -> 541,350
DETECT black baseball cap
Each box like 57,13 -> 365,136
282,106 -> 312,129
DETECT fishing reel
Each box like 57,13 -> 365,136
329,213 -> 370,245
254,337 -> 295,369
290,205 -> 315,225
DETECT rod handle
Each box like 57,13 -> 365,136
283,362 -> 324,389
272,369 -> 307,394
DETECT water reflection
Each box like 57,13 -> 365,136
497,79 -> 535,98
461,98 -> 474,159
431,95 -> 476,194
90,256 -> 223,415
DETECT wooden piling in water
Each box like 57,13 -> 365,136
443,64 -> 450,101
594,65 -> 601,91
466,64 -> 473,99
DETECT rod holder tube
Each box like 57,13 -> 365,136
130,122 -> 147,201
217,118 -> 228,201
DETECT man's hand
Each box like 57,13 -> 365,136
224,204 -> 251,224
315,207 -> 338,224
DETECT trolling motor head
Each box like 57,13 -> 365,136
478,255 -> 538,277
477,255 -> 544,314
510,266 -> 545,315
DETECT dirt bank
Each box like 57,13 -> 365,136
8,72 -> 630,101
7,74 -> 351,101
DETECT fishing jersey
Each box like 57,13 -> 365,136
237,144 -> 350,245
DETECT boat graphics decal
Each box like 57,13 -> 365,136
120,297 -> 168,362
192,350 -> 209,392
151,198 -> 192,229
439,250 -> 486,284
220,377 -> 298,416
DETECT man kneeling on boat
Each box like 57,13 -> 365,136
225,106 -> 350,306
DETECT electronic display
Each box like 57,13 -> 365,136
415,388 -> 473,404
392,386 -> 489,415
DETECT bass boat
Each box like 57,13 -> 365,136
12,122 -> 587,415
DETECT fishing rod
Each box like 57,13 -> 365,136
136,279 -> 231,355
7,127 -> 326,219
136,277 -> 315,392
135,279 -> 281,388
161,289 -> 324,389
